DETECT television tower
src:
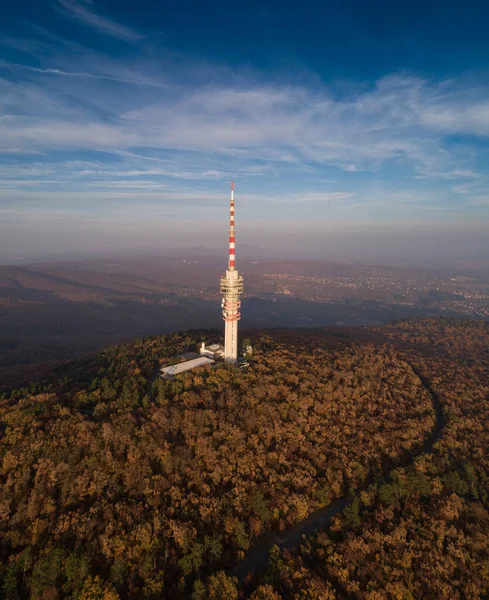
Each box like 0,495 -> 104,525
220,182 -> 244,363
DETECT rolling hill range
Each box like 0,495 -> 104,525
2,257 -> 489,391
1,318 -> 489,598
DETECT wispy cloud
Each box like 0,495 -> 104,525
0,186 -> 349,207
9,69 -> 482,167
1,20 -> 489,234
415,168 -> 480,180
273,192 -> 354,204
0,61 -> 167,87
468,196 -> 489,206
1,67 -> 489,188
87,180 -> 169,190
56,0 -> 142,41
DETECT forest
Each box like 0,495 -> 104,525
1,318 -> 488,599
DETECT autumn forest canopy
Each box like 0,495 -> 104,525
1,318 -> 489,599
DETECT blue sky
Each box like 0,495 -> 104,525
1,0 -> 489,262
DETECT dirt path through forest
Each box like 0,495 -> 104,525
231,365 -> 446,582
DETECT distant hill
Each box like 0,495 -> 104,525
1,257 -> 488,392
1,318 -> 489,598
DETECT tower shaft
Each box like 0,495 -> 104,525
220,182 -> 244,364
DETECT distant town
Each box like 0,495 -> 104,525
258,267 -> 489,319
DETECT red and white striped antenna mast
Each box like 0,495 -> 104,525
220,181 -> 244,363
229,181 -> 235,270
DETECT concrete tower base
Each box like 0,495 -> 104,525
220,269 -> 244,363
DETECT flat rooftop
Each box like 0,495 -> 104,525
161,356 -> 215,378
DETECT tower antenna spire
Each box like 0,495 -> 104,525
229,181 -> 235,271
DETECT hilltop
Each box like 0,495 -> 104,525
1,318 -> 489,599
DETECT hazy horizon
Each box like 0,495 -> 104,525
2,220 -> 489,267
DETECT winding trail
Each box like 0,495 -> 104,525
231,365 -> 446,582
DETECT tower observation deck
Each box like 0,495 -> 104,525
220,182 -> 244,363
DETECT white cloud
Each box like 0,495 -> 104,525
56,0 -> 142,41
415,168 -> 480,180
2,60 -> 489,179
468,196 -> 489,206
0,186 -> 351,210
276,192 -> 354,204
421,102 -> 489,136
0,61 -> 168,87
2,34 -> 489,228
0,119 -> 139,150
86,180 -> 169,189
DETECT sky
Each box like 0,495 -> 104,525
1,0 -> 489,263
